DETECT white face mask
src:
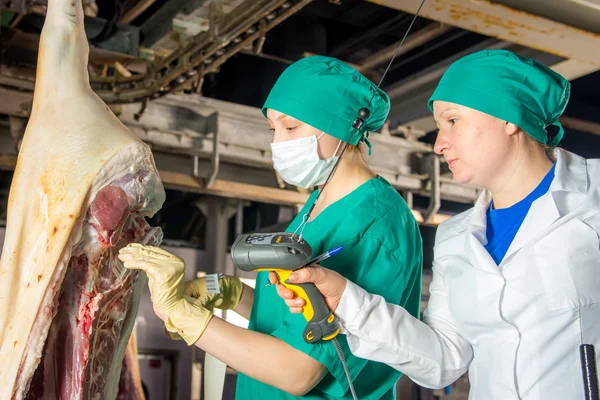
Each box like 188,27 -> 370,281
270,133 -> 342,189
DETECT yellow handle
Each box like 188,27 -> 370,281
258,268 -> 315,321
276,270 -> 315,322
259,268 -> 340,343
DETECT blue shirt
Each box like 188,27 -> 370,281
485,164 -> 556,264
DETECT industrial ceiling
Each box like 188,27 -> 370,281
1,0 -> 600,250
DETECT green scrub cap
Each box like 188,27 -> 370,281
428,50 -> 570,147
262,55 -> 390,154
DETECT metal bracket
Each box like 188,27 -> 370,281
193,111 -> 219,188
402,190 -> 413,209
252,20 -> 268,55
134,97 -> 148,121
423,154 -> 441,224
208,3 -> 226,44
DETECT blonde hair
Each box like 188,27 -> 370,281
346,142 -> 366,155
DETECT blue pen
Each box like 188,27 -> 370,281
265,246 -> 343,287
305,246 -> 344,266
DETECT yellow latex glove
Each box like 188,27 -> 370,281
165,276 -> 244,341
185,275 -> 244,311
118,243 -> 213,345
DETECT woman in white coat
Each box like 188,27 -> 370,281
272,49 -> 600,400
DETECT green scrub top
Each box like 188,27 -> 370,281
235,176 -> 423,399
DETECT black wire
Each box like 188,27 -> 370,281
384,29 -> 469,75
302,0 -> 428,225
368,0 -> 428,108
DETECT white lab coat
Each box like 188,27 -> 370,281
336,148 -> 600,400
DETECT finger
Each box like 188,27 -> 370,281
120,246 -> 174,261
288,266 -> 327,284
268,272 -> 279,285
122,259 -> 163,277
142,245 -> 180,258
117,253 -> 132,263
290,306 -> 303,314
127,243 -> 171,255
275,283 -> 295,300
285,298 -> 305,307
122,244 -> 175,258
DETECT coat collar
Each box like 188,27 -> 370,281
458,148 -> 589,267
549,148 -> 588,195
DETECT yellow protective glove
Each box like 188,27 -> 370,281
165,275 -> 244,341
184,275 -> 244,311
118,243 -> 213,345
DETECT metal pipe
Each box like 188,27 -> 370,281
206,113 -> 220,188
235,200 -> 244,237
90,0 -> 312,103
423,154 -> 440,224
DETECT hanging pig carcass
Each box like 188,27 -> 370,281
0,0 -> 166,398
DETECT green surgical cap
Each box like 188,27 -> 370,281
428,49 -> 570,147
263,56 -> 390,152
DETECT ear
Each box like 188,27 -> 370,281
504,121 -> 519,137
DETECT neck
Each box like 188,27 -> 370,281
316,149 -> 375,208
488,144 -> 554,209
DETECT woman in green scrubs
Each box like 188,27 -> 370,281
118,56 -> 423,399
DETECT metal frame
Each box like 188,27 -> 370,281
118,94 -> 481,204
0,91 -> 463,223
422,154 -> 440,225
367,0 -> 600,66
370,0 -> 600,128
192,111 -> 220,187
0,0 -> 314,105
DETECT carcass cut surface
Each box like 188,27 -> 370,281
0,0 -> 165,399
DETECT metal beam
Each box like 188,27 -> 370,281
120,0 -> 159,24
0,152 -> 308,206
357,23 -> 451,73
0,88 -> 480,204
0,153 -> 453,225
329,13 -> 411,58
560,116 -> 600,136
385,38 -> 517,107
491,0 -> 600,36
371,1 -> 600,129
140,0 -> 211,47
120,95 -> 483,203
1,0 -> 313,103
548,59 -> 600,81
366,0 -> 600,66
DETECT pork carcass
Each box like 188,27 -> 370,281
0,0 -> 166,398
